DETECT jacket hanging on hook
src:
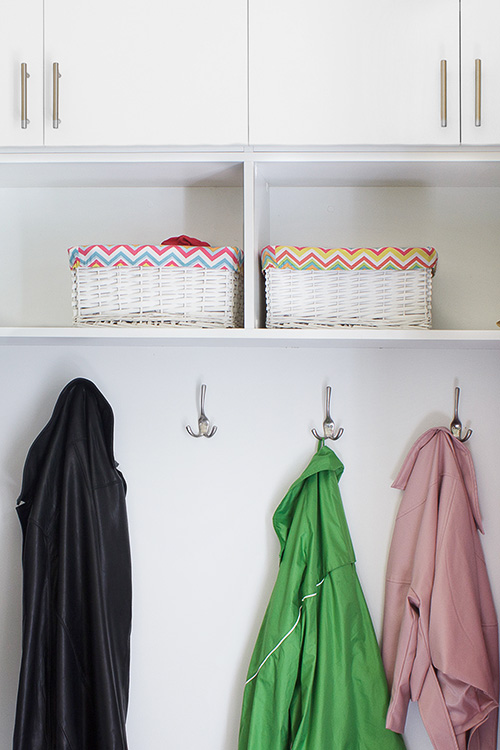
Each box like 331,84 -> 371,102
239,444 -> 405,750
14,378 -> 132,750
382,427 -> 499,749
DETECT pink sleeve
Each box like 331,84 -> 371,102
384,586 -> 419,734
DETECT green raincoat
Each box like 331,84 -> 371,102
238,445 -> 406,750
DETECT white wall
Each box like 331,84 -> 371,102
0,343 -> 499,749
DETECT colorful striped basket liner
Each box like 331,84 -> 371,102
261,246 -> 438,329
69,244 -> 243,328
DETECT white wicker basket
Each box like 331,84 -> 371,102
262,246 -> 437,330
69,245 -> 243,328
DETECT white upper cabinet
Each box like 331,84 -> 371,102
0,0 -> 247,147
250,0 -> 460,146
461,0 -> 500,144
43,0 -> 247,146
0,0 -> 43,145
1,0 -> 500,148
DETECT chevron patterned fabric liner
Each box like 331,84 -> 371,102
261,246 -> 437,272
68,245 -> 243,271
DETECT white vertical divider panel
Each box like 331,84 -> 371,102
253,164 -> 271,328
243,158 -> 256,328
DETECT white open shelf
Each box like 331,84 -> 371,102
0,149 -> 499,345
1,327 -> 499,349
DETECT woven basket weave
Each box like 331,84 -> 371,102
69,245 -> 243,328
72,266 -> 243,328
262,246 -> 436,330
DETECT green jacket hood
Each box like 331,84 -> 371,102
272,445 -> 354,578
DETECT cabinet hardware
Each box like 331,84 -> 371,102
440,60 -> 447,128
475,59 -> 482,127
21,63 -> 30,129
53,62 -> 61,129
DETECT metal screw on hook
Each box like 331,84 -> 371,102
186,384 -> 217,438
450,386 -> 472,442
312,386 -> 344,441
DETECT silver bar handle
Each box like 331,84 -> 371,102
440,60 -> 447,127
475,58 -> 482,127
52,62 -> 61,129
21,63 -> 30,129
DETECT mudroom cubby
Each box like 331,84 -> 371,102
0,154 -> 244,329
0,149 -> 499,750
251,153 -> 500,335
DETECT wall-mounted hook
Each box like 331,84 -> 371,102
186,384 -> 217,438
450,386 -> 472,442
312,386 -> 344,442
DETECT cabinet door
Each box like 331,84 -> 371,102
461,0 -> 500,144
44,0 -> 247,146
250,0 -> 459,146
0,0 -> 43,145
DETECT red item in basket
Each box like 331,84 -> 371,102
161,235 -> 211,247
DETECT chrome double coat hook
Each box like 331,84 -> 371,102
450,386 -> 472,442
312,386 -> 344,442
186,384 -> 217,438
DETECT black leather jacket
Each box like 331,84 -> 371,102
14,378 -> 131,750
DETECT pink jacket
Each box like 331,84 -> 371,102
382,427 -> 499,750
